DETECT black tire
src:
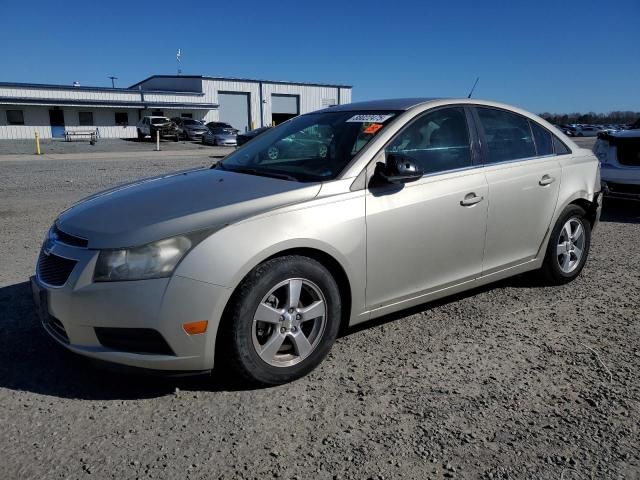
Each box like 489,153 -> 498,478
539,205 -> 591,285
137,129 -> 144,140
217,255 -> 341,386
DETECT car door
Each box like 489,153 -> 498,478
473,106 -> 561,274
365,106 -> 488,309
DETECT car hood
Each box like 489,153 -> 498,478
57,167 -> 321,249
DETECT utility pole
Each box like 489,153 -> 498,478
108,76 -> 118,88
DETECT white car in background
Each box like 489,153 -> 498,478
136,116 -> 180,141
594,129 -> 640,199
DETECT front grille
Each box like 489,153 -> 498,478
94,328 -> 175,356
44,316 -> 69,343
38,252 -> 77,287
607,182 -> 640,195
53,225 -> 88,248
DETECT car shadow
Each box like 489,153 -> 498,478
0,281 -> 251,400
600,197 -> 640,224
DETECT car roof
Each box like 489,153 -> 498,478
320,98 -> 442,112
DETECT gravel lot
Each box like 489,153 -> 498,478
0,137 -> 220,156
0,153 -> 638,479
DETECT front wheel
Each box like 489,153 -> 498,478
539,205 -> 591,285
218,256 -> 341,386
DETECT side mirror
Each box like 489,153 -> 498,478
376,153 -> 423,183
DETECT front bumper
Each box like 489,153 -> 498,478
186,130 -> 207,138
31,242 -> 231,372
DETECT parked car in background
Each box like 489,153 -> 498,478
172,118 -> 209,140
32,98 -> 601,386
568,125 -> 600,137
202,127 -> 237,146
206,121 -> 237,132
237,126 -> 272,146
136,116 -> 179,141
594,129 -> 640,199
265,127 -> 331,161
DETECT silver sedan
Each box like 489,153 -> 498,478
202,127 -> 238,146
32,98 -> 601,385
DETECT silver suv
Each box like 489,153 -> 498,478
32,98 -> 601,385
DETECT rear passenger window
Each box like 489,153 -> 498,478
476,107 -> 536,163
385,107 -> 472,175
530,121 -> 553,156
553,136 -> 571,155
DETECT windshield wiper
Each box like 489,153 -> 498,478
217,164 -> 298,182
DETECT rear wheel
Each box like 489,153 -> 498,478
218,256 -> 341,386
539,205 -> 591,285
137,129 -> 144,140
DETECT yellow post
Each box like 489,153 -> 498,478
250,121 -> 255,130
35,131 -> 41,155
272,121 -> 276,127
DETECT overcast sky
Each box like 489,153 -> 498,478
3,0 -> 639,113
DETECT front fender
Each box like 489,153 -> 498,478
175,190 -> 367,324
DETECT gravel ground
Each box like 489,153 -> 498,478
0,155 -> 638,479
0,138 -> 219,156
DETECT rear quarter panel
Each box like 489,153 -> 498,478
551,149 -> 600,229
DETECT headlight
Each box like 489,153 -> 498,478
94,233 -> 204,282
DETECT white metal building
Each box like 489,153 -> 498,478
0,75 -> 352,140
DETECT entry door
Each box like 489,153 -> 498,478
49,109 -> 65,138
473,107 -> 561,274
365,107 -> 488,309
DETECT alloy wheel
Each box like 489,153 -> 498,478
252,278 -> 327,367
556,217 -> 586,273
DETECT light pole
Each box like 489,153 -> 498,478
108,76 -> 118,88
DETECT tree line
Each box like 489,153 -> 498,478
538,111 -> 640,125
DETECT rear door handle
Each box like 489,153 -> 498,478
460,193 -> 484,206
539,174 -> 556,186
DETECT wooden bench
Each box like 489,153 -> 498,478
64,129 -> 99,142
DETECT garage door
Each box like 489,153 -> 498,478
271,94 -> 299,125
218,92 -> 250,132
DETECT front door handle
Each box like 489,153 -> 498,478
460,193 -> 484,206
539,174 -> 556,186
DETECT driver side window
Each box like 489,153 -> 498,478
385,107 -> 472,175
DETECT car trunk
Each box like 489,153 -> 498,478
616,137 -> 640,166
601,133 -> 640,167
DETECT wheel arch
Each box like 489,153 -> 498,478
214,246 -> 354,366
568,197 -> 599,227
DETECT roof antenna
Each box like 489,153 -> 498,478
467,77 -> 480,98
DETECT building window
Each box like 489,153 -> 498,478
79,111 -> 94,126
7,110 -> 25,125
181,113 -> 193,118
114,112 -> 128,125
151,110 -> 164,116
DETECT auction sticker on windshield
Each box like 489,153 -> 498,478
346,114 -> 394,123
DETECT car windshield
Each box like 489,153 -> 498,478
151,118 -> 169,125
183,119 -> 202,126
218,111 -> 400,182
212,128 -> 235,134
